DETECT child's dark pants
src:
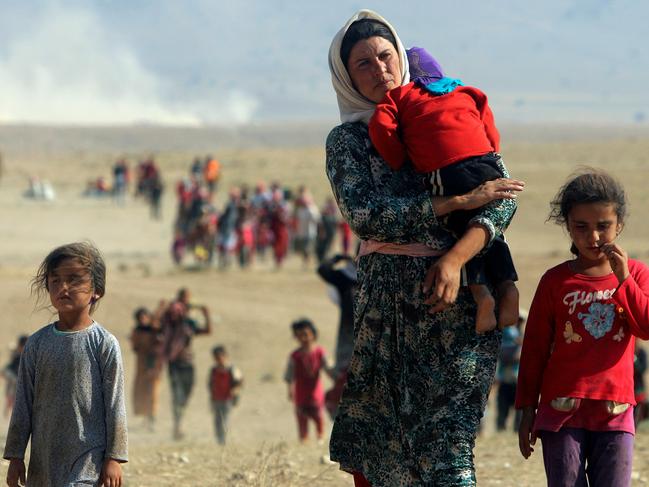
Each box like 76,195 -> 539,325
539,428 -> 633,487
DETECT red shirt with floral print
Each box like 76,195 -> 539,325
516,259 -> 649,409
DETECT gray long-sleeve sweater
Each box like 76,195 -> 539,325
3,322 -> 128,486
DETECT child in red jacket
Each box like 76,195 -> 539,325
284,319 -> 333,443
209,345 -> 242,445
516,170 -> 649,487
369,46 -> 518,333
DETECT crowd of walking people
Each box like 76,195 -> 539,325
171,156 -> 354,268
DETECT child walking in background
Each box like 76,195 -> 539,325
634,341 -> 648,426
3,242 -> 128,487
209,345 -> 243,445
495,311 -> 525,432
516,170 -> 649,486
2,335 -> 28,418
130,303 -> 165,431
369,46 -> 521,333
285,319 -> 333,443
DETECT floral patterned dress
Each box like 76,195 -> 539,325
326,122 -> 517,486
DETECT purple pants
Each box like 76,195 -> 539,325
539,428 -> 634,487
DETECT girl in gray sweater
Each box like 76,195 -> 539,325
4,242 -> 128,487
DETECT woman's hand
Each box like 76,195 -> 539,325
459,178 -> 525,211
433,178 -> 525,216
601,242 -> 629,284
422,225 -> 490,313
518,407 -> 537,459
6,458 -> 26,487
423,253 -> 463,313
99,458 -> 122,487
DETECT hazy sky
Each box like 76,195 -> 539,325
0,0 -> 646,125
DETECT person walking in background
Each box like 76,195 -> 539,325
130,302 -> 166,432
2,335 -> 28,418
235,186 -> 255,268
112,158 -> 129,206
251,182 -> 272,261
161,293 -> 212,440
495,311 -> 525,431
316,198 -> 339,263
317,254 -> 357,418
269,188 -> 290,269
285,319 -> 333,444
217,188 -> 240,269
190,157 -> 203,183
634,341 -> 648,426
149,171 -> 164,220
208,345 -> 243,445
4,242 -> 127,487
293,187 -> 320,267
517,170 -> 649,486
203,156 -> 221,198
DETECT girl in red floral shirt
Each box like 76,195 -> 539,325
516,170 -> 649,487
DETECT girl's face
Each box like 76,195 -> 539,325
47,258 -> 96,315
294,328 -> 315,347
347,36 -> 401,104
567,202 -> 622,263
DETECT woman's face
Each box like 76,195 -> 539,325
347,36 -> 401,104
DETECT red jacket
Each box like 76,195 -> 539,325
286,346 -> 327,408
369,82 -> 499,172
515,259 -> 649,409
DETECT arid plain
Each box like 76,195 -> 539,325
1,123 -> 649,486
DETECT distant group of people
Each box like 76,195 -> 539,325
129,288 -> 214,441
83,156 -> 164,218
172,156 -> 354,268
126,252 -> 359,446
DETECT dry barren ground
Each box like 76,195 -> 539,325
1,124 -> 649,485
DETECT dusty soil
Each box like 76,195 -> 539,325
1,124 -> 649,486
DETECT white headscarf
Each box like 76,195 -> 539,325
328,9 -> 410,124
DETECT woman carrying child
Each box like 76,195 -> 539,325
326,10 -> 524,485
